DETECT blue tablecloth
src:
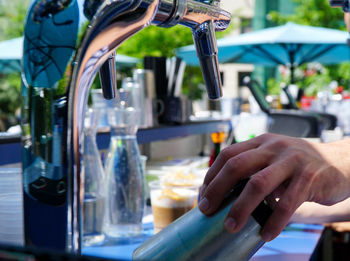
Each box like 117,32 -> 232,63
83,222 -> 323,260
252,223 -> 323,261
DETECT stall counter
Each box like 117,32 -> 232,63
83,217 -> 323,261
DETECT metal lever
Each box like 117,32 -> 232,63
329,0 -> 350,11
193,20 -> 222,100
329,0 -> 345,6
99,53 -> 117,100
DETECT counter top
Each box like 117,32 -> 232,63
83,217 -> 323,261
252,223 -> 323,261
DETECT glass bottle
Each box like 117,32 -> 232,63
121,77 -> 145,128
82,108 -> 106,246
104,107 -> 144,238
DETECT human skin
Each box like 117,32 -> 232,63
199,133 -> 350,242
345,13 -> 350,31
291,197 -> 350,224
288,12 -> 350,226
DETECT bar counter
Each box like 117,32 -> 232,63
83,213 -> 323,261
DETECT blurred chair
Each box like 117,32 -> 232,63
282,84 -> 337,130
243,76 -> 320,138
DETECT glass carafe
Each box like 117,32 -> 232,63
83,108 -> 106,246
104,107 -> 144,238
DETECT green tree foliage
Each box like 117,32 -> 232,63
269,0 -> 345,29
0,0 -> 30,41
0,73 -> 21,129
0,0 -> 30,130
117,26 -> 206,100
267,0 -> 349,95
118,23 -> 234,100
118,26 -> 194,58
0,1 -> 234,129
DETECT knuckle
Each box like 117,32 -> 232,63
290,151 -> 303,163
274,139 -> 289,150
228,204 -> 247,226
248,175 -> 268,194
258,133 -> 273,142
262,133 -> 273,139
226,157 -> 240,172
287,151 -> 302,164
205,184 -> 223,201
277,199 -> 294,216
220,147 -> 233,163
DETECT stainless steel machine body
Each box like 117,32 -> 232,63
21,0 -> 230,253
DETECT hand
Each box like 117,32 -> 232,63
199,133 -> 350,242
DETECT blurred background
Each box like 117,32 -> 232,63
0,0 -> 348,133
0,1 -> 348,256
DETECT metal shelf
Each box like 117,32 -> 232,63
97,119 -> 231,149
0,120 -> 232,165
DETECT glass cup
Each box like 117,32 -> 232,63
104,108 -> 145,238
149,180 -> 200,233
83,108 -> 106,246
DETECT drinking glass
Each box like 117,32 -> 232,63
104,107 -> 145,237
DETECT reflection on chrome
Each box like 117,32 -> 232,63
21,0 -> 230,253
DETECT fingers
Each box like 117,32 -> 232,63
222,159 -> 295,236
261,170 -> 310,241
202,138 -> 261,191
199,147 -> 273,215
260,194 -> 299,242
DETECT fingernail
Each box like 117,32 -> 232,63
199,197 -> 209,212
224,217 -> 236,232
262,232 -> 272,242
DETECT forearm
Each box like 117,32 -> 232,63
291,198 -> 350,224
313,138 -> 350,204
291,139 -> 350,224
199,134 -> 350,241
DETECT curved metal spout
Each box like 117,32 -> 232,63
21,0 -> 230,254
70,0 -> 161,252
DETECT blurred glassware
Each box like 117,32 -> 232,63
121,77 -> 144,127
311,96 -> 350,135
104,107 -> 145,238
91,89 -> 117,129
83,108 -> 106,246
0,168 -> 23,246
233,112 -> 268,142
149,178 -> 199,233
219,98 -> 241,119
139,155 -> 148,202
133,69 -> 157,128
321,127 -> 343,143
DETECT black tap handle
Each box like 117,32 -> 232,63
329,0 -> 350,12
329,0 -> 345,7
193,21 -> 222,100
99,53 -> 117,100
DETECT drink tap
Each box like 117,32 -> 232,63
329,0 -> 350,12
329,1 -> 350,46
21,0 -> 230,254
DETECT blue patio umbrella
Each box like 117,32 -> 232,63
0,37 -> 23,74
177,22 -> 350,83
0,37 -> 140,75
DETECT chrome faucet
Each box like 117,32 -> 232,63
21,0 -> 230,253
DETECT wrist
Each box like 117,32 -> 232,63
318,139 -> 350,199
